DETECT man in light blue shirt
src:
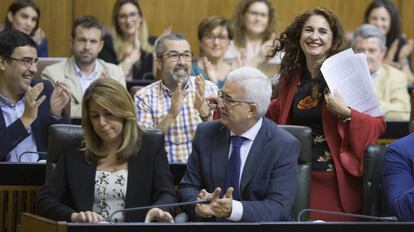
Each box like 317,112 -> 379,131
0,30 -> 70,162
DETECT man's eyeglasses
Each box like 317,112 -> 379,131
203,34 -> 229,43
8,57 -> 38,68
162,52 -> 192,62
218,90 -> 254,108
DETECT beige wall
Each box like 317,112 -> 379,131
1,0 -> 413,64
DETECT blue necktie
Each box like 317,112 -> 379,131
224,136 -> 247,200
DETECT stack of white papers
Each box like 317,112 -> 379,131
321,48 -> 383,117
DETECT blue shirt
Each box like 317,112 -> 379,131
0,94 -> 38,162
73,62 -> 100,95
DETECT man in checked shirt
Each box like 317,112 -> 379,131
135,33 -> 218,163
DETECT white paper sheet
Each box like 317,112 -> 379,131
321,49 -> 383,117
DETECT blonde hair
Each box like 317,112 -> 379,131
111,0 -> 153,62
81,78 -> 142,163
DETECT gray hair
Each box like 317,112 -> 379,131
226,67 -> 272,118
155,33 -> 188,58
352,24 -> 386,48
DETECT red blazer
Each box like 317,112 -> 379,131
266,70 -> 386,213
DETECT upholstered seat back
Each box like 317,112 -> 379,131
280,125 -> 312,220
362,144 -> 387,216
46,124 -> 84,180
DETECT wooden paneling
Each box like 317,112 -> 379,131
0,0 -> 413,61
73,0 -> 115,27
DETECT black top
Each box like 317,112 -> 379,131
291,71 -> 333,172
98,33 -> 155,80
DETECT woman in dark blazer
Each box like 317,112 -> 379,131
37,78 -> 176,223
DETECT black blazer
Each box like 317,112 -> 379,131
179,118 -> 300,222
98,33 -> 154,80
0,79 -> 69,161
37,132 -> 176,222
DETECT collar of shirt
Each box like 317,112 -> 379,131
0,93 -> 24,108
73,61 -> 100,80
160,76 -> 193,97
230,117 -> 263,141
371,70 -> 380,80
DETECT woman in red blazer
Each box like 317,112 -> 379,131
266,8 -> 385,221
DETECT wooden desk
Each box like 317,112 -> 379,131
0,163 -> 46,232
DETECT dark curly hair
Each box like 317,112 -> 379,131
271,7 -> 345,76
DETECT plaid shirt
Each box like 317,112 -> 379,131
135,76 -> 218,163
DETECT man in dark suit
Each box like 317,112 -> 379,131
0,30 -> 70,162
179,67 -> 300,222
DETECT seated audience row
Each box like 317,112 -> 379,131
1,0 -> 413,224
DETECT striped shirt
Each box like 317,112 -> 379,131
135,76 -> 218,163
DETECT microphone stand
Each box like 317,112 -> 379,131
17,151 -> 47,162
107,199 -> 212,222
297,209 -> 398,222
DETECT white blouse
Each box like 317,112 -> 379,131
92,169 -> 128,222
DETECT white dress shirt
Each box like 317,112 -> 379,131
227,117 -> 263,221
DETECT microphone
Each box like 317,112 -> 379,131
106,198 -> 212,222
297,209 -> 398,222
17,151 -> 47,162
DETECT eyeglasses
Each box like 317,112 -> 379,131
218,90 -> 254,108
8,57 -> 38,68
118,12 -> 139,21
203,34 -> 229,43
246,10 -> 269,18
162,52 -> 192,62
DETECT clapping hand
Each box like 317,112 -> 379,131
194,75 -> 210,119
195,187 -> 233,218
21,83 -> 46,128
32,28 -> 46,46
50,81 -> 70,117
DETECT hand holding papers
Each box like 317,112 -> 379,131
321,49 -> 383,117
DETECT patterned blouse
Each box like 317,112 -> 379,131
93,169 -> 128,222
291,71 -> 334,172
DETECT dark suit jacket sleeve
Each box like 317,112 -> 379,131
383,135 -> 414,221
150,133 -> 177,214
178,125 -> 204,221
37,151 -> 75,222
241,134 -> 299,222
0,118 -> 30,160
